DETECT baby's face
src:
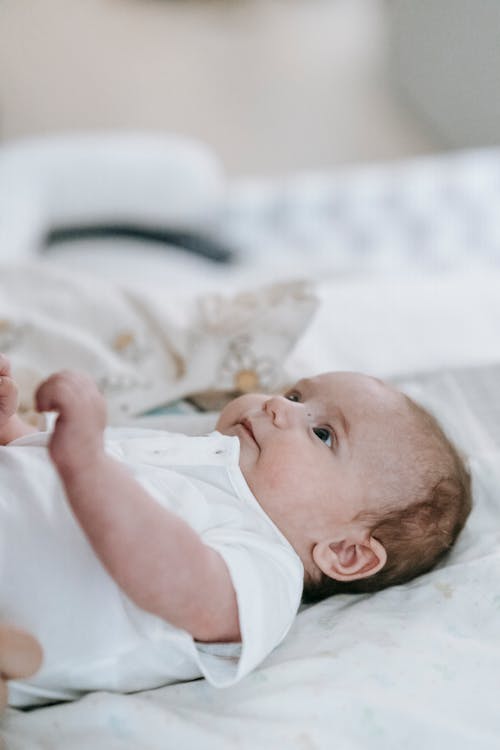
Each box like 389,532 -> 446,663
216,372 -> 413,557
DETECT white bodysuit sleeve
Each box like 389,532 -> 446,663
187,529 -> 303,687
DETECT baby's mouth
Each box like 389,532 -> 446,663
240,418 -> 258,446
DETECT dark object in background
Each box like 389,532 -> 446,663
45,225 -> 233,264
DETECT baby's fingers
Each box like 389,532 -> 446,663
0,626 -> 43,679
0,353 -> 12,378
36,373 -> 65,414
36,371 -> 105,419
0,354 -> 19,419
0,376 -> 18,417
36,371 -> 82,414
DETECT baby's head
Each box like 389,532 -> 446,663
216,372 -> 471,601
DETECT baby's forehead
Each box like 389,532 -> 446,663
298,371 -> 408,418
299,371 -> 390,395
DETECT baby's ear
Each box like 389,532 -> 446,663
312,534 -> 387,582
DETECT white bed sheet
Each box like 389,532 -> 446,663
2,146 -> 500,749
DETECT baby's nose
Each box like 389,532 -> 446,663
264,395 -> 302,429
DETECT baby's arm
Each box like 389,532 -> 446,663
35,372 -> 240,643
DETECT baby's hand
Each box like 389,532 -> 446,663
0,354 -> 18,427
36,371 -> 107,475
0,625 -> 43,712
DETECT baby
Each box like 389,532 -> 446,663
0,353 -> 471,707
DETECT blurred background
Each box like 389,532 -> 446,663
2,0 -> 497,176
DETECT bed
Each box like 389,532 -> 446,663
0,134 -> 499,749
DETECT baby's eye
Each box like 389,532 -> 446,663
313,427 -> 333,447
285,391 -> 300,402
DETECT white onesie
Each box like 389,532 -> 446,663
1,428 -> 303,707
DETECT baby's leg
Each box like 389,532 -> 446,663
0,354 -> 37,444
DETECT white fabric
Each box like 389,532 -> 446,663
3,429 -> 302,708
287,269 -> 500,381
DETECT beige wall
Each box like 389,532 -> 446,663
0,0 -> 437,175
390,0 -> 500,148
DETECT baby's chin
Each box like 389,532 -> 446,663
218,424 -> 247,443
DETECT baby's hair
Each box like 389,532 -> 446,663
302,395 -> 472,603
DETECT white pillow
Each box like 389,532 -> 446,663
0,132 -> 223,261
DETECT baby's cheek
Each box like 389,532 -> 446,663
262,453 -> 303,492
242,453 -> 288,496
